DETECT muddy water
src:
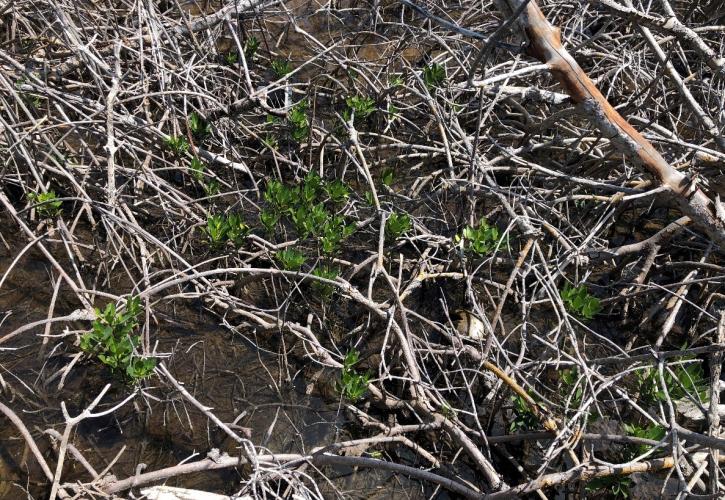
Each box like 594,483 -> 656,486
0,231 -> 338,497
0,232 -> 424,498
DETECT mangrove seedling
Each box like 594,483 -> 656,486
560,283 -> 601,320
423,63 -> 446,89
276,248 -> 306,270
271,59 -> 292,77
244,36 -> 259,58
164,135 -> 189,156
337,349 -> 370,402
288,99 -> 309,142
189,157 -> 205,182
205,214 -> 227,247
28,190 -> 62,217
344,95 -> 375,121
311,265 -> 339,298
225,213 -> 250,246
459,219 -> 506,256
324,180 -> 349,203
386,212 -> 411,239
188,112 -> 211,138
80,296 -> 156,383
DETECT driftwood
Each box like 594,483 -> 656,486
491,0 -> 725,248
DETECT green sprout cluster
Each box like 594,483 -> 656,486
560,283 -> 601,320
205,213 -> 249,248
80,297 -> 156,383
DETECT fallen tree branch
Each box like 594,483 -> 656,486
492,0 -> 725,248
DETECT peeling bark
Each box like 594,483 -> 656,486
494,0 -> 725,248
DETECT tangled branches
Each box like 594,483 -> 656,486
0,0 -> 724,497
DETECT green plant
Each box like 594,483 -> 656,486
585,476 -> 632,498
164,135 -> 189,155
188,112 -> 211,138
423,63 -> 446,89
205,214 -> 227,247
189,157 -> 205,181
260,209 -> 279,233
381,168 -> 395,187
271,59 -> 292,77
560,368 -> 583,409
389,74 -> 404,87
560,283 -> 601,320
311,265 -> 339,298
344,95 -> 375,121
364,191 -> 375,206
636,358 -> 708,404
288,99 -> 309,142
263,134 -> 278,149
509,394 -> 538,432
28,190 -> 62,217
205,213 -> 249,248
244,36 -> 259,58
276,248 -> 306,270
623,422 -> 666,457
80,297 -> 156,382
385,212 -> 411,239
225,213 -> 250,246
324,180 -> 349,203
320,215 -> 354,253
337,349 -> 370,402
459,219 -> 506,256
224,51 -> 238,65
203,179 -> 220,196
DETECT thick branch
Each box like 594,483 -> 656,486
495,0 -> 725,248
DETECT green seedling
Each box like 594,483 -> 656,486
224,51 -> 238,65
364,191 -> 375,206
225,213 -> 250,246
560,283 -> 601,320
509,394 -> 538,433
344,95 -> 375,121
244,36 -> 259,58
205,213 -> 248,248
585,476 -> 632,499
80,296 -> 156,383
271,59 -> 292,77
385,212 -> 411,239
336,349 -> 370,402
164,135 -> 189,156
423,63 -> 446,89
276,248 -> 306,270
260,209 -> 280,233
263,134 -> 279,149
265,179 -> 297,211
623,422 -> 666,457
459,219 -> 506,256
389,74 -> 404,87
324,180 -> 349,203
560,368 -> 583,409
311,265 -> 339,298
302,172 -> 323,204
440,402 -> 458,420
288,99 -> 309,142
636,357 -> 708,404
321,216 -> 354,254
28,190 -> 62,217
203,179 -> 220,196
188,112 -> 211,138
190,157 -> 205,181
205,214 -> 227,247
381,168 -> 395,187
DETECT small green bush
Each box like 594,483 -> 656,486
337,349 -> 370,402
80,296 -> 156,383
164,135 -> 189,155
28,190 -> 62,217
276,248 -> 306,270
423,63 -> 445,89
459,219 -> 506,256
560,283 -> 601,320
386,212 -> 411,239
